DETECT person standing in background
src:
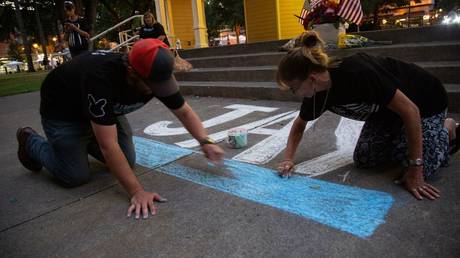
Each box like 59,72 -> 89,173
139,11 -> 171,47
63,1 -> 90,57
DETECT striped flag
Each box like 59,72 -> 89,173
310,0 -> 324,10
299,0 -> 324,25
337,0 -> 363,25
299,1 -> 311,25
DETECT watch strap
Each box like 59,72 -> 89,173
198,137 -> 215,146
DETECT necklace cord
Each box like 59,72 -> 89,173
312,86 -> 331,122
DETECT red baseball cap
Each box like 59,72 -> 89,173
128,39 -> 178,96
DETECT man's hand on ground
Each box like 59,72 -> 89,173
403,167 -> 441,200
127,190 -> 167,219
202,144 -> 224,164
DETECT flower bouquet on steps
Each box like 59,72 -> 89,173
302,0 -> 342,30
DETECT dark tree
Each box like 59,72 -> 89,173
205,0 -> 245,44
34,1 -> 49,67
13,0 -> 35,72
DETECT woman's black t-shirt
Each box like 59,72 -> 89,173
139,23 -> 171,47
40,52 -> 184,125
299,53 -> 448,122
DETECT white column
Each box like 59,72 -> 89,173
154,0 -> 167,26
191,0 -> 209,48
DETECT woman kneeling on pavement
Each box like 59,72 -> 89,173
276,31 -> 459,200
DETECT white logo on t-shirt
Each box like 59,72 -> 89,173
91,51 -> 108,56
330,103 -> 380,121
88,94 -> 107,118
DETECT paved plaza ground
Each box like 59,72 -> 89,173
0,92 -> 459,257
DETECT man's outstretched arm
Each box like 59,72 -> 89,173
171,102 -> 224,163
91,122 -> 166,219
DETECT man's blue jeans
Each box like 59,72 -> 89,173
26,116 -> 136,187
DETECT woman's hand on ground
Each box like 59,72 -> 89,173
403,167 -> 440,200
127,190 -> 167,219
278,159 -> 295,178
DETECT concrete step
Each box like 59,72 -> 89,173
178,81 -> 299,102
178,81 -> 460,113
179,39 -> 288,59
175,61 -> 460,84
355,24 -> 460,44
179,25 -> 460,59
445,84 -> 460,113
186,41 -> 460,68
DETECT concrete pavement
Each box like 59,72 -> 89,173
0,92 -> 459,257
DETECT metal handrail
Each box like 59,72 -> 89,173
108,35 -> 139,52
90,15 -> 143,42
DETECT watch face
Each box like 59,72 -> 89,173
409,159 -> 423,166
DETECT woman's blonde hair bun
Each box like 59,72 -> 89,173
299,31 -> 325,49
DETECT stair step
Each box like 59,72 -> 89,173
175,61 -> 460,84
186,41 -> 460,68
178,81 -> 298,102
355,25 -> 460,44
179,26 -> 460,59
178,82 -> 460,112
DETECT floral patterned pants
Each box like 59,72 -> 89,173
353,111 -> 449,178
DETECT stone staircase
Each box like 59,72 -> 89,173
176,25 -> 460,112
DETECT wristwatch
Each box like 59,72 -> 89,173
407,158 -> 423,167
198,137 -> 215,146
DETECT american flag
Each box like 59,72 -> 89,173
337,0 -> 363,25
299,0 -> 324,25
310,0 -> 323,9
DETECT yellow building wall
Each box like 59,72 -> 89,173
244,0 -> 278,43
168,0 -> 306,46
169,0 -> 195,49
278,0 -> 305,39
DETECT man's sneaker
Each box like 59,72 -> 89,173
16,127 -> 42,171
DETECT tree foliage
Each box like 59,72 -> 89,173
205,0 -> 244,40
435,0 -> 459,10
360,0 -> 411,15
0,0 -> 155,42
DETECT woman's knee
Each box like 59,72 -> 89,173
353,142 -> 380,169
353,152 -> 373,169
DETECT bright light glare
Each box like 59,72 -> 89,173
442,14 -> 460,25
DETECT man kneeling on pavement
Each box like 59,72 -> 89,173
16,39 -> 224,219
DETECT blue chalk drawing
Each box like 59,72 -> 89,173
133,136 -> 193,168
134,136 -> 394,238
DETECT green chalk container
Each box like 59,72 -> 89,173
227,128 -> 248,149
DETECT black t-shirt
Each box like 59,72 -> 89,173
64,17 -> 89,51
299,53 -> 448,122
40,52 -> 184,125
139,23 -> 171,46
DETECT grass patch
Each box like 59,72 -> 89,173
0,71 -> 48,97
